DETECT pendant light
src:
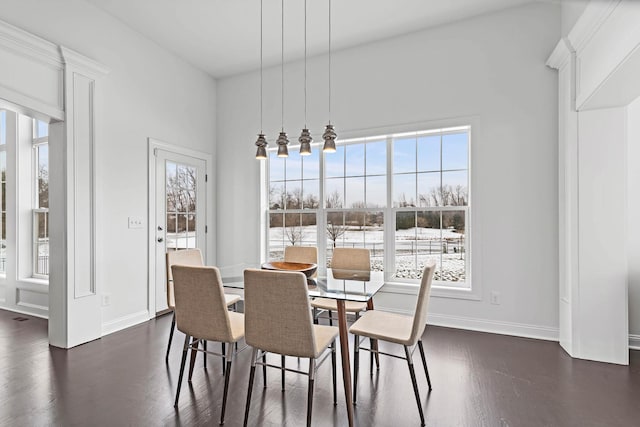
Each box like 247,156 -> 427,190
255,0 -> 267,159
322,0 -> 337,153
276,0 -> 289,158
298,0 -> 312,156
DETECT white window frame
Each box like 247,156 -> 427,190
263,117 -> 480,300
0,110 -> 7,276
31,119 -> 49,280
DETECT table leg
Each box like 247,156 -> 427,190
366,299 -> 380,369
336,300 -> 354,427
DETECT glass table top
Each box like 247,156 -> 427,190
222,268 -> 385,303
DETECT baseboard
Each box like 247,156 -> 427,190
101,310 -> 150,337
630,335 -> 640,351
377,304 -> 559,342
0,305 -> 48,320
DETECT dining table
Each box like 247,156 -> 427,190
222,265 -> 385,427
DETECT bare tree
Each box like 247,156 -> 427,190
285,225 -> 305,245
326,222 -> 346,248
303,193 -> 320,209
397,192 -> 415,207
325,190 -> 343,208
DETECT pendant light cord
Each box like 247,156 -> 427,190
328,0 -> 332,125
260,0 -> 263,133
281,0 -> 284,132
304,0 -> 307,127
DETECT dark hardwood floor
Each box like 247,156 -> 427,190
1,308 -> 639,426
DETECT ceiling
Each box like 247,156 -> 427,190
85,0 -> 540,78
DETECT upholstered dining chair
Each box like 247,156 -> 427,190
171,265 -> 245,424
284,245 -> 318,277
165,249 -> 241,364
348,262 -> 436,426
242,269 -> 338,427
310,248 -> 370,324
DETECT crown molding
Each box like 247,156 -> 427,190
567,0 -> 620,53
60,46 -> 110,79
546,37 -> 575,70
0,18 -> 62,68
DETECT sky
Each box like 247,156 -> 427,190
269,130 -> 469,208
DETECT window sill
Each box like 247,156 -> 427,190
20,277 -> 49,286
381,280 -> 481,301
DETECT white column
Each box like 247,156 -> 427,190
48,47 -> 109,348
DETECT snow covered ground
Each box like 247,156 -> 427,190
269,225 -> 466,282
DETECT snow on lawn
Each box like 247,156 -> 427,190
269,225 -> 466,282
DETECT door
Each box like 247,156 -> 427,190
153,148 -> 206,314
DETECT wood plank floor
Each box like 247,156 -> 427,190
1,309 -> 639,426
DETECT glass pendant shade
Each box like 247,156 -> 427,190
299,128 -> 312,156
322,124 -> 337,153
276,131 -> 289,157
255,133 -> 268,159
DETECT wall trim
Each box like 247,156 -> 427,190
377,302 -> 559,341
0,305 -> 47,320
630,334 -> 640,351
101,310 -> 149,337
567,0 -> 619,53
426,313 -> 560,341
546,37 -> 575,70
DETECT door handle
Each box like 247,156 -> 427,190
157,237 -> 164,243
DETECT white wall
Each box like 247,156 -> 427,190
0,0 -> 217,331
629,96 -> 640,339
217,3 -> 561,338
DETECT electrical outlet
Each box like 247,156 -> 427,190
128,216 -> 144,229
490,291 -> 501,305
102,294 -> 111,307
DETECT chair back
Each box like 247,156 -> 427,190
171,265 -> 234,342
166,249 -> 203,309
244,269 -> 317,358
408,262 -> 436,345
330,247 -> 370,270
284,246 -> 318,278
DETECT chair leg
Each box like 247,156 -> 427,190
353,333 -> 360,404
417,340 -> 432,391
307,359 -> 316,427
404,345 -> 425,426
262,352 -> 267,387
281,355 -> 286,391
222,342 -> 226,375
220,343 -> 233,425
243,348 -> 258,427
165,312 -> 176,363
313,307 -> 318,325
174,334 -> 191,408
203,340 -> 207,370
328,310 -> 333,326
188,338 -> 199,381
331,340 -> 337,406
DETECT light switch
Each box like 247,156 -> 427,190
128,216 -> 144,229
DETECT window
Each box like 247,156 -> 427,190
265,125 -> 471,288
33,119 -> 49,277
324,140 -> 386,270
268,149 -> 319,259
392,130 -> 468,283
0,110 -> 6,274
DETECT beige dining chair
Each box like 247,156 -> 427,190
165,249 -> 241,365
171,265 -> 245,425
284,246 -> 318,277
310,248 -> 370,324
348,262 -> 436,426
242,269 -> 338,427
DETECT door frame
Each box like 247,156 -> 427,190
147,138 -> 214,319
